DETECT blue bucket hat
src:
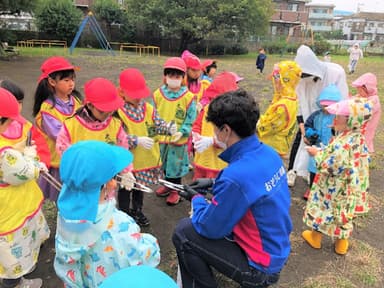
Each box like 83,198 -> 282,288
58,140 -> 133,222
99,266 -> 178,288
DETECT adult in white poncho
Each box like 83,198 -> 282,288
287,45 -> 348,183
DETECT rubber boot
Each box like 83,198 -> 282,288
302,230 -> 322,249
335,238 -> 349,255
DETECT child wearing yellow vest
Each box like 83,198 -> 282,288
0,88 -> 50,288
33,56 -> 82,202
192,72 -> 238,179
117,68 -> 177,226
153,57 -> 197,205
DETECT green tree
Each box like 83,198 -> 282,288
125,0 -> 274,52
34,0 -> 82,42
92,0 -> 126,39
0,0 -> 38,14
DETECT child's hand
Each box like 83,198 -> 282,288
167,122 -> 178,135
171,132 -> 183,143
137,137 -> 154,149
119,172 -> 135,190
305,146 -> 319,156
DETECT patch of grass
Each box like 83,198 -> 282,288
302,275 -> 356,288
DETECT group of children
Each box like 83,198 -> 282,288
0,45 -> 381,287
0,49 -> 247,287
255,45 -> 381,256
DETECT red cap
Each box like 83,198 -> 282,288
201,59 -> 214,72
184,55 -> 201,70
228,72 -> 244,82
84,78 -> 124,112
163,57 -> 187,73
203,72 -> 238,101
38,56 -> 78,82
119,68 -> 151,99
0,87 -> 26,124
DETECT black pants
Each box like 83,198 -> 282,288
172,218 -> 280,288
2,278 -> 21,288
288,130 -> 302,171
118,187 -> 143,213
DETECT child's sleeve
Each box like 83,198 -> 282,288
179,100 -> 197,137
192,109 -> 204,134
40,113 -> 63,140
31,125 -> 51,168
56,124 -> 71,156
257,103 -> 289,137
54,241 -> 86,288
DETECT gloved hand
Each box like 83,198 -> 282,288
38,162 -> 49,173
23,145 -> 38,160
179,185 -> 200,201
167,122 -> 178,135
194,136 -> 214,153
171,131 -> 183,143
119,171 -> 135,190
137,137 -> 154,149
189,178 -> 214,190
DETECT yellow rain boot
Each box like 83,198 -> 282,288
335,239 -> 349,255
302,230 -> 322,249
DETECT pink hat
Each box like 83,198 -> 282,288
84,78 -> 124,112
319,100 -> 337,106
38,56 -> 78,82
201,59 -> 215,72
119,68 -> 151,99
228,72 -> 244,82
163,57 -> 187,73
326,100 -> 350,116
181,50 -> 201,70
351,73 -> 377,96
0,87 -> 26,124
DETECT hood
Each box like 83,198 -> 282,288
326,98 -> 373,130
316,84 -> 342,108
351,73 -> 377,96
294,45 -> 326,79
272,60 -> 302,101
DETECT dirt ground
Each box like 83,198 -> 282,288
0,53 -> 383,288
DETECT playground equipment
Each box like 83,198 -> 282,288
286,24 -> 314,46
69,12 -> 114,55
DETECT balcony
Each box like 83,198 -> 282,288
308,13 -> 333,20
310,25 -> 332,32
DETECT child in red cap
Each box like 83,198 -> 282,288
152,57 -> 197,205
181,50 -> 205,103
192,72 -> 238,179
200,59 -> 217,91
117,68 -> 177,225
0,87 -> 50,288
56,77 -> 135,193
33,56 -> 83,202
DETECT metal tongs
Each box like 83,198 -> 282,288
158,179 -> 186,192
41,173 -> 153,193
114,175 -> 153,193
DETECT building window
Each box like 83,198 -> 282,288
288,3 -> 298,11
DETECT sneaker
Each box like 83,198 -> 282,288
155,186 -> 170,197
166,190 -> 180,206
287,170 -> 296,187
16,278 -> 42,288
132,210 -> 150,227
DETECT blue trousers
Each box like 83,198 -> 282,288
172,218 -> 280,288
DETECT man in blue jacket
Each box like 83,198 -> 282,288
172,89 -> 292,288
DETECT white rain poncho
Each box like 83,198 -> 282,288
293,45 -> 348,177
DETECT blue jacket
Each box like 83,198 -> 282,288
191,135 -> 292,274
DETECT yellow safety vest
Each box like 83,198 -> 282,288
35,97 -> 82,168
153,88 -> 195,145
194,106 -> 227,171
0,128 -> 43,235
118,103 -> 161,171
63,115 -> 122,145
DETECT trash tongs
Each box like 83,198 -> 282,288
158,179 -> 186,192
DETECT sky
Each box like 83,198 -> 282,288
314,0 -> 384,13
